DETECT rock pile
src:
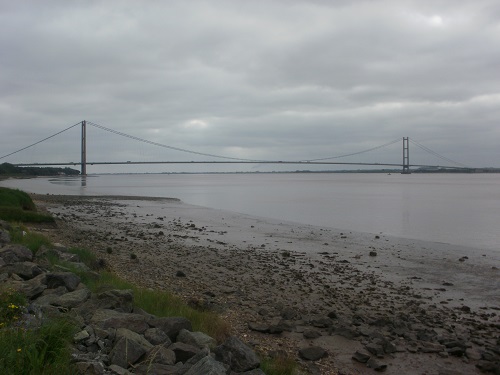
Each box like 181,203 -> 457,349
0,220 -> 264,375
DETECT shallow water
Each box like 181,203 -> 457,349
2,173 -> 500,250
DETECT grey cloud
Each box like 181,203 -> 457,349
0,0 -> 498,171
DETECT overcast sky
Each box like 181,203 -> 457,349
1,0 -> 499,173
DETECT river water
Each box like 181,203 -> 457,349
2,173 -> 499,251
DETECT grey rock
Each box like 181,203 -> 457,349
108,364 -> 133,375
309,317 -> 333,328
144,327 -> 172,346
352,351 -> 371,363
281,307 -> 299,320
169,342 -> 200,363
53,288 -> 91,309
145,345 -> 176,365
248,322 -> 270,333
184,355 -> 227,375
299,346 -> 327,361
133,363 -> 183,375
177,328 -> 217,350
303,330 -> 322,339
0,229 -> 10,245
476,360 -> 500,374
366,358 -> 388,372
115,328 -> 153,351
149,316 -> 193,341
420,342 -> 446,353
447,346 -> 465,357
46,272 -> 81,292
465,347 -> 482,361
366,343 -> 385,357
75,361 -> 105,375
74,330 -> 91,343
0,261 -> 43,280
97,289 -> 134,313
0,244 -> 33,263
109,337 -> 148,368
90,309 -> 149,334
214,336 -> 260,372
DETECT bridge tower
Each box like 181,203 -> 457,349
402,137 -> 410,174
81,120 -> 87,176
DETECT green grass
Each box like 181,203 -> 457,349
86,271 -> 231,342
261,355 -> 298,375
0,207 -> 54,223
0,187 -> 54,223
0,188 -> 36,211
0,319 -> 77,375
0,286 -> 76,374
10,228 -> 52,254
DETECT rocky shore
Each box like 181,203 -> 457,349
0,219 -> 265,374
27,195 -> 500,374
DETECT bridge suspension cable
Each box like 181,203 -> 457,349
0,122 -> 82,160
86,121 -> 265,162
409,139 -> 468,168
302,138 -> 401,162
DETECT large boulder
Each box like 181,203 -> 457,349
96,289 -> 134,313
52,288 -> 91,309
46,272 -> 81,292
177,329 -> 217,350
144,345 -> 176,366
90,309 -> 149,334
149,317 -> 192,341
0,229 -> 10,246
0,244 -> 33,263
0,261 -> 43,280
169,342 -> 200,363
214,336 -> 260,372
184,355 -> 227,375
109,337 -> 148,369
109,329 -> 155,369
144,328 -> 172,346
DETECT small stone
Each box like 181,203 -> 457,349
176,270 -> 186,277
303,330 -> 322,339
369,251 -> 378,257
366,358 -> 388,372
298,346 -> 327,361
352,351 -> 371,363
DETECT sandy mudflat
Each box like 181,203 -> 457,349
30,194 -> 499,375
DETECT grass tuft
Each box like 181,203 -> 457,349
0,319 -> 77,374
10,228 -> 52,253
261,355 -> 298,375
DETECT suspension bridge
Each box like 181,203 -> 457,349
1,120 -> 469,175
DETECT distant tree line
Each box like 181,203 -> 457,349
0,163 -> 80,176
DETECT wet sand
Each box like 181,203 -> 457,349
30,194 -> 499,375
